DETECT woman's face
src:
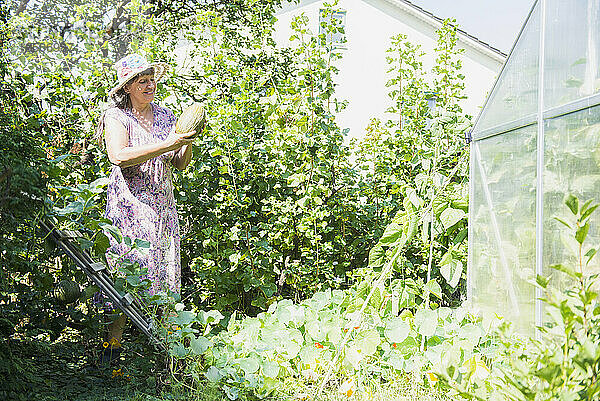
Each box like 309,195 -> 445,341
125,73 -> 156,105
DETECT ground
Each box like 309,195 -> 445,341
0,328 -> 451,401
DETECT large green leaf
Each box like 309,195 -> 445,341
190,335 -> 212,354
305,319 -> 326,342
440,256 -> 463,288
415,309 -> 437,337
386,353 -> 406,371
564,194 -> 579,215
425,279 -> 443,299
384,317 -> 410,343
379,220 -> 404,244
353,329 -> 381,356
368,286 -> 383,309
439,208 -> 466,229
235,356 -> 260,375
172,311 -> 197,326
396,335 -> 418,356
262,360 -> 280,379
575,222 -> 590,244
169,343 -> 188,359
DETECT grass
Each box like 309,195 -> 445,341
0,333 -> 452,401
314,380 -> 452,401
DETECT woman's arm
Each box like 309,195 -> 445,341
104,115 -> 193,168
171,144 -> 192,170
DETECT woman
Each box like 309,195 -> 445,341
96,53 -> 195,358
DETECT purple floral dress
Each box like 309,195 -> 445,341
103,102 -> 181,296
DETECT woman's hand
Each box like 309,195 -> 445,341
164,127 -> 195,151
169,127 -> 195,170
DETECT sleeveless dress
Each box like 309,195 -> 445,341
103,102 -> 181,296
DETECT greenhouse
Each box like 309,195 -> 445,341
468,0 -> 600,333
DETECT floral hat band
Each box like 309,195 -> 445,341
108,53 -> 169,98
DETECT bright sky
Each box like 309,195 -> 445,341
409,0 -> 536,54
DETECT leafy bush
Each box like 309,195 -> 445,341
122,196 -> 488,400
353,23 -> 470,307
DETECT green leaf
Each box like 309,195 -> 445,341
169,343 -> 188,359
549,264 -> 581,279
386,353 -> 405,371
440,257 -> 463,289
452,228 -> 468,245
565,78 -> 583,88
93,232 -> 110,254
368,244 -> 385,269
100,223 -> 122,243
575,222 -> 590,244
396,335 -> 418,356
236,356 -> 260,375
262,361 -> 280,378
54,201 -> 84,216
172,311 -> 197,326
415,309 -> 437,337
197,310 -> 224,326
379,221 -> 403,244
261,283 -> 277,298
353,329 -> 381,356
565,194 -> 579,215
305,319 -> 326,342
368,286 -> 383,309
77,238 -> 93,250
126,275 -> 141,286
190,335 -> 212,354
553,217 -> 572,229
384,317 -> 410,343
405,187 -> 424,208
210,148 -> 223,157
536,275 -> 550,289
205,366 -> 222,382
580,204 -> 599,222
134,238 -> 151,249
90,177 -> 109,187
231,120 -> 243,132
581,290 -> 598,305
579,199 -> 594,215
287,173 -> 305,188
585,248 -> 597,265
439,208 -> 466,230
425,279 -> 442,299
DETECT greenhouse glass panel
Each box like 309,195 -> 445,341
544,106 -> 600,291
471,2 -> 540,138
470,125 -> 537,334
544,0 -> 600,110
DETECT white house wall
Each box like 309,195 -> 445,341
274,0 -> 504,139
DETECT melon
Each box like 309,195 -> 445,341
176,103 -> 206,138
53,280 -> 81,304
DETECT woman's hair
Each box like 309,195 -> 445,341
94,67 -> 155,147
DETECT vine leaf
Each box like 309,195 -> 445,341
439,208 -> 466,230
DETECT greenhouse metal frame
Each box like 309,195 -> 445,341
468,0 -> 600,333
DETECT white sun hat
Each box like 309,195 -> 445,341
107,53 -> 169,98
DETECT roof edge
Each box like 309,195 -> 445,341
379,0 -> 507,62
